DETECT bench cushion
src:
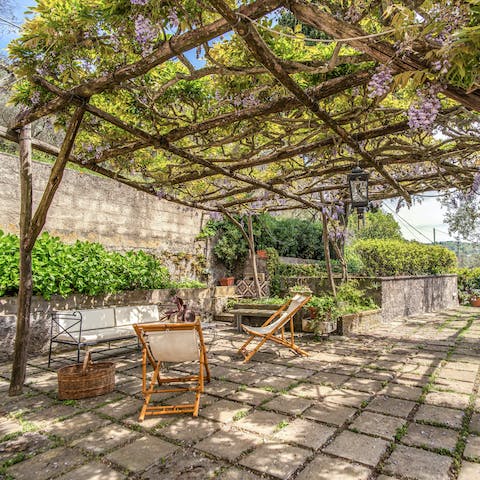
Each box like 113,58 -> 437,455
56,326 -> 135,344
115,305 -> 159,327
60,308 -> 116,332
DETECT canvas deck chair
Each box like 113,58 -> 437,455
133,321 -> 210,421
238,294 -> 311,363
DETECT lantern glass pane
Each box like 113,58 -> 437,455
350,178 -> 368,204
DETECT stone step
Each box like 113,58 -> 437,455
214,312 -> 235,323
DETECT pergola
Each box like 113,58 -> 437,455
2,0 -> 479,394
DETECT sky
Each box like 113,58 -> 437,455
0,2 -> 458,243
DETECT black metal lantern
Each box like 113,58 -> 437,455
348,166 -> 369,209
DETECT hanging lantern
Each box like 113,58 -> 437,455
348,166 -> 369,209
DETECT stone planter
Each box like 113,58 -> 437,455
337,309 -> 382,335
302,318 -> 337,334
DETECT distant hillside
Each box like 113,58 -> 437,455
438,241 -> 480,268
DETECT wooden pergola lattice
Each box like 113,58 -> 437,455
1,0 -> 479,393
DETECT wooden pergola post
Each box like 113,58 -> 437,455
9,106 -> 87,395
9,124 -> 33,396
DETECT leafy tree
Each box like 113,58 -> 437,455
440,189 -> 480,243
349,210 -> 403,241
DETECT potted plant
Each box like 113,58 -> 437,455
303,295 -> 338,335
219,276 -> 235,286
469,289 -> 480,307
256,250 -> 268,259
288,284 -> 313,296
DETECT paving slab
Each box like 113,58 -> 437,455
415,404 -> 465,429
303,401 -> 356,426
6,446 -> 85,480
55,462 -> 126,480
383,444 -> 452,480
262,393 -> 314,416
322,388 -> 371,408
463,434 -> 480,460
0,431 -> 53,464
195,427 -> 260,461
142,449 -> 222,479
200,399 -> 251,424
235,409 -> 287,436
434,378 -> 475,394
366,396 -> 417,418
424,391 -> 470,410
71,423 -> 141,454
0,417 -> 22,437
157,415 -> 220,443
273,419 -> 335,449
458,460 -> 480,480
204,379 -> 239,398
106,435 -> 179,472
380,383 -> 423,401
239,442 -> 310,479
221,467 -> 264,479
296,453 -> 372,480
250,375 -> 293,391
308,371 -> 349,387
402,423 -> 458,452
231,386 -> 275,406
341,377 -> 384,393
43,411 -> 110,441
288,383 -> 333,400
96,396 -> 144,419
470,412 -> 480,433
323,430 -> 389,466
350,411 -> 406,440
23,403 -> 77,426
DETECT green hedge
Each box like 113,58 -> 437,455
276,261 -> 342,277
352,239 -> 457,276
0,231 -> 171,299
457,267 -> 480,293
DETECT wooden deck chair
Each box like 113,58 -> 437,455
238,294 -> 311,363
133,321 -> 210,421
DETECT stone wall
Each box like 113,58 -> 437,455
379,274 -> 458,320
0,287 -> 222,361
0,152 -> 208,280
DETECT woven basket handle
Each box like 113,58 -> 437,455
82,351 -> 92,375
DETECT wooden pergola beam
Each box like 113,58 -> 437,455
209,0 -> 413,204
10,0 -> 284,130
289,0 -> 480,112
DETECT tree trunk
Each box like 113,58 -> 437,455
247,214 -> 262,298
9,125 -> 33,396
321,211 -> 336,296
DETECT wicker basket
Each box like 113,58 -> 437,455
57,352 -> 115,400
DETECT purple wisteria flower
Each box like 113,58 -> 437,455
130,0 -> 149,5
135,15 -> 157,53
367,66 -> 393,98
408,85 -> 442,132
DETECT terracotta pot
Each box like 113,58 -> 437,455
308,306 -> 318,319
470,297 -> 480,307
256,250 -> 268,259
219,277 -> 235,286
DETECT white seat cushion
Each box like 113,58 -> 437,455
56,327 -> 134,343
115,305 -> 159,327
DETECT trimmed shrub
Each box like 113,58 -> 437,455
457,267 -> 480,293
0,231 -> 171,299
352,239 -> 457,276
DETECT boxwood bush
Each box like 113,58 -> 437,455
352,239 -> 457,276
0,231 -> 171,299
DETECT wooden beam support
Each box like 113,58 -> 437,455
9,125 -> 33,396
209,0 -> 412,204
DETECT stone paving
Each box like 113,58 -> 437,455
1,306 -> 480,479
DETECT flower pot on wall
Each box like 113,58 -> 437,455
470,297 -> 480,307
219,277 -> 235,287
256,250 -> 268,259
